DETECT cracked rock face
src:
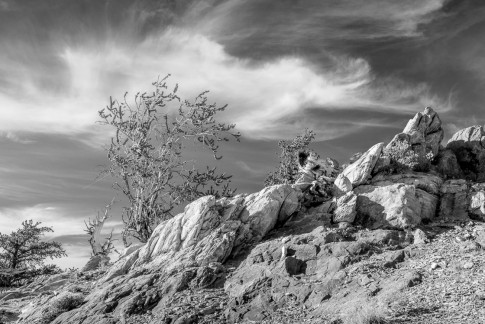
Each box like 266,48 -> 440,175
339,142 -> 385,189
13,108 -> 485,324
26,185 -> 307,324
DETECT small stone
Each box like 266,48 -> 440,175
430,262 -> 439,270
413,229 -> 429,245
281,246 -> 287,260
463,262 -> 474,269
358,274 -> 373,286
338,222 -> 351,229
455,236 -> 465,243
281,237 -> 290,244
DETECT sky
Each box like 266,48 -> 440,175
1,0 -> 485,268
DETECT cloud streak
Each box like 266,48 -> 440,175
0,0 -> 456,142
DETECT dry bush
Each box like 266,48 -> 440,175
265,129 -> 315,186
38,292 -> 84,324
99,76 -> 240,244
382,140 -> 433,174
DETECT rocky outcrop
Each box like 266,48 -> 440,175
333,192 -> 358,223
370,172 -> 443,196
338,142 -> 384,190
297,151 -> 340,183
28,184 -> 309,324
336,172 -> 441,229
434,149 -> 463,179
353,184 -> 429,229
11,107 -> 485,324
224,223 -> 413,322
439,180 -> 469,220
387,107 -> 444,158
446,125 -> 485,181
333,173 -> 353,195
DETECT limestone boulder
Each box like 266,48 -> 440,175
353,183 -> 431,229
132,185 -> 302,272
469,191 -> 485,220
446,125 -> 485,181
333,192 -> 358,223
370,171 -> 443,196
341,142 -> 384,188
333,173 -> 352,195
389,107 -> 444,157
469,183 -> 485,220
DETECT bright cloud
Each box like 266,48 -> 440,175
1,29 -> 452,141
0,0 -> 454,142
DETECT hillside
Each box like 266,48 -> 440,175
2,107 -> 485,324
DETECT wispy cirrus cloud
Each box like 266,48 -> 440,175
0,0 -> 455,142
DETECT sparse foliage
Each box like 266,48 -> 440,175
265,129 -> 315,186
39,292 -> 85,324
99,76 -> 240,245
84,199 -> 116,256
0,220 -> 66,270
382,140 -> 433,174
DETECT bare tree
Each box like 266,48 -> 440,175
84,199 -> 116,256
99,76 -> 240,245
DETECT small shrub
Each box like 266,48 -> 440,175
382,140 -> 433,174
39,292 -> 84,324
265,129 -> 315,186
344,306 -> 388,324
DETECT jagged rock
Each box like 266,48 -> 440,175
333,173 -> 352,195
387,107 -> 444,158
372,154 -> 391,175
439,180 -> 470,220
435,149 -> 463,179
413,229 -> 429,245
0,307 -> 19,322
370,171 -> 443,196
296,151 -> 340,183
40,185 -> 305,324
446,125 -> 485,181
224,225 -> 411,320
365,172 -> 442,224
119,243 -> 145,258
354,184 -> 426,229
469,184 -> 485,220
81,254 -> 110,272
416,189 -> 439,221
341,142 -> 384,188
333,192 -> 358,223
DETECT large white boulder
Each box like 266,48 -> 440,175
354,183 -> 431,229
340,142 -> 384,188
